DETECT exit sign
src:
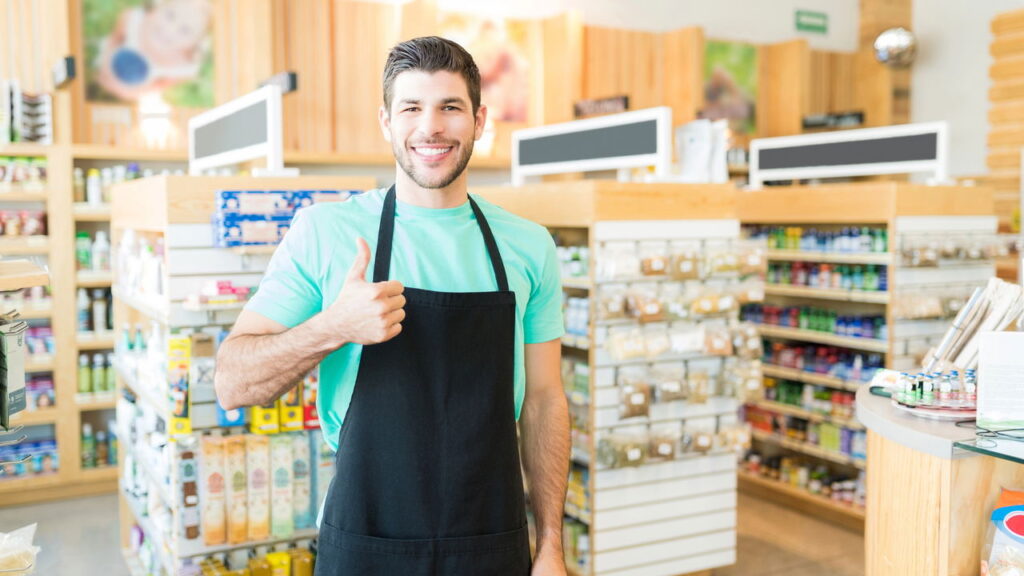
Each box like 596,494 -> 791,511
796,10 -> 828,35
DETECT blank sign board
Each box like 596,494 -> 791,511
192,100 -> 268,161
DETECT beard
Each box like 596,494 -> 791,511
393,136 -> 475,190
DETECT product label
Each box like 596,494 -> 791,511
627,448 -> 642,461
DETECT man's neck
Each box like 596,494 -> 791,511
394,171 -> 469,209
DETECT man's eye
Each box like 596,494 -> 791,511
444,106 -> 460,111
404,107 -> 419,113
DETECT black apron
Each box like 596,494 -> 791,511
315,186 -> 531,575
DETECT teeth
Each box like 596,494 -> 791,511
416,147 -> 451,157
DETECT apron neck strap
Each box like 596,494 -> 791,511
373,186 -> 510,292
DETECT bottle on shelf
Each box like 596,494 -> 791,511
77,288 -> 91,333
81,423 -> 96,469
86,169 -> 103,206
78,353 -> 92,394
105,353 -> 116,392
75,232 -> 92,270
92,230 -> 111,271
96,430 -> 109,466
91,354 -> 105,393
73,167 -> 85,203
91,289 -> 108,334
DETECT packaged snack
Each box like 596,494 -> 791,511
704,325 -> 735,356
644,327 -> 672,359
706,242 -> 740,277
669,324 -> 705,355
597,284 -> 629,321
639,242 -> 670,276
981,488 -> 1024,576
628,286 -> 665,323
279,383 -> 304,432
245,434 -> 271,541
688,372 -> 711,404
617,372 -> 651,420
596,434 -> 648,469
651,364 -> 687,403
732,323 -> 763,360
649,428 -> 681,461
607,328 -> 646,362
738,240 -> 768,277
596,243 -> 640,280
292,433 -> 313,530
224,436 -> 248,544
670,241 -> 702,281
718,425 -> 752,453
270,435 -> 294,538
690,428 -> 716,453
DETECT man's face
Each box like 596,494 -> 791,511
380,70 -> 487,190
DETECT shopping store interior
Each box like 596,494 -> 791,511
2,1 -> 1024,575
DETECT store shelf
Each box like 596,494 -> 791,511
596,351 -> 727,369
71,144 -> 187,162
762,364 -> 868,393
756,324 -> 889,353
77,333 -> 115,350
121,549 -> 147,576
75,394 -> 117,411
561,277 -> 592,290
9,302 -> 53,319
750,399 -> 864,430
767,250 -> 892,265
25,357 -> 54,373
10,407 -> 58,426
764,284 -> 890,304
0,260 -> 49,291
122,490 -> 175,576
77,270 -> 113,288
564,502 -> 591,526
0,191 -> 48,202
0,237 -> 49,255
112,288 -> 170,324
0,143 -> 51,156
737,469 -> 865,521
955,437 -> 1024,465
178,528 -> 321,559
751,429 -> 866,470
116,361 -> 169,422
72,203 -> 111,222
0,473 -> 62,494
181,300 -> 247,313
80,465 -> 119,482
562,334 -> 590,350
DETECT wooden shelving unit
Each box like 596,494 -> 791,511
0,237 -> 50,255
72,203 -> 112,222
737,469 -> 864,531
738,182 -> 997,527
0,191 -> 49,203
475,181 -> 745,576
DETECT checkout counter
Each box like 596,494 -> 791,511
858,387 -> 1024,575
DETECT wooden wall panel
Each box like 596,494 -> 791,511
757,39 -> 809,137
987,6 -> 1024,247
855,0 -> 911,127
278,0 -> 333,152
661,27 -> 703,127
582,26 -> 664,114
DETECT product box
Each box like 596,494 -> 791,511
310,432 -> 336,524
217,190 -> 291,218
287,190 -> 348,211
270,434 -> 294,538
245,434 -> 270,541
279,382 -> 304,433
250,400 -> 280,435
199,436 -> 227,546
177,443 -> 201,541
0,320 -> 28,425
302,369 -> 319,429
167,336 -> 192,436
292,432 -> 313,530
224,436 -> 248,544
213,213 -> 292,248
216,401 -> 246,427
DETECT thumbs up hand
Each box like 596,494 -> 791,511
325,237 -> 405,346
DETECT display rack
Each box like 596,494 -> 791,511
110,174 -> 375,575
736,182 -> 997,529
475,181 -> 755,576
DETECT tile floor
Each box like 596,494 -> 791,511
0,491 -> 863,575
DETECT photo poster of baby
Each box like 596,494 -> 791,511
702,40 -> 758,135
82,0 -> 214,107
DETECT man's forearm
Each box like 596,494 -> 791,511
521,388 -> 571,556
215,314 -> 340,410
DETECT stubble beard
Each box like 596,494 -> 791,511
393,135 -> 475,190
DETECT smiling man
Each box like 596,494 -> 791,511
214,37 -> 571,575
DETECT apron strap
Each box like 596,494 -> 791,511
373,186 -> 510,292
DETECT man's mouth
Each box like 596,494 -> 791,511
411,145 -> 454,160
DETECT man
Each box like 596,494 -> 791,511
215,36 -> 570,575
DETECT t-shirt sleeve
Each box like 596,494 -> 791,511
244,209 -> 323,328
523,233 -> 564,344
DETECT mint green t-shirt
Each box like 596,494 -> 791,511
245,188 -> 565,451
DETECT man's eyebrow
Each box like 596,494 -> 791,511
397,98 -> 421,106
441,97 -> 469,106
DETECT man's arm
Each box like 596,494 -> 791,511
520,339 -> 570,572
215,237 -> 405,410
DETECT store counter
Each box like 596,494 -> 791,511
857,387 -> 1024,575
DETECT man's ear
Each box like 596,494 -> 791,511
378,105 -> 392,143
474,104 -> 488,141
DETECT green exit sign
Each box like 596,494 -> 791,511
796,10 -> 828,35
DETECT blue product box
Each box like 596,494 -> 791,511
216,400 -> 246,427
212,213 -> 294,247
287,189 -> 360,212
217,190 -> 292,218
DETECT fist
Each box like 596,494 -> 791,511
326,237 -> 405,346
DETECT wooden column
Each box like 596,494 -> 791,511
757,39 -> 810,137
856,0 -> 912,127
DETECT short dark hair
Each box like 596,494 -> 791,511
382,36 -> 481,115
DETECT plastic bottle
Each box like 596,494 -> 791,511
77,288 -> 91,333
107,422 -> 118,466
100,167 -> 113,204
105,353 -> 116,392
75,232 -> 92,271
92,230 -> 111,271
860,227 -> 872,252
81,423 -> 96,469
96,430 -> 109,466
92,289 -> 108,334
92,354 -> 105,393
119,323 -> 133,355
133,323 -> 147,355
78,353 -> 92,394
73,167 -> 85,203
86,169 -> 103,206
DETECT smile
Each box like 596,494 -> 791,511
412,146 -> 453,159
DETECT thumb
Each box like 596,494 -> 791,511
346,237 -> 371,283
